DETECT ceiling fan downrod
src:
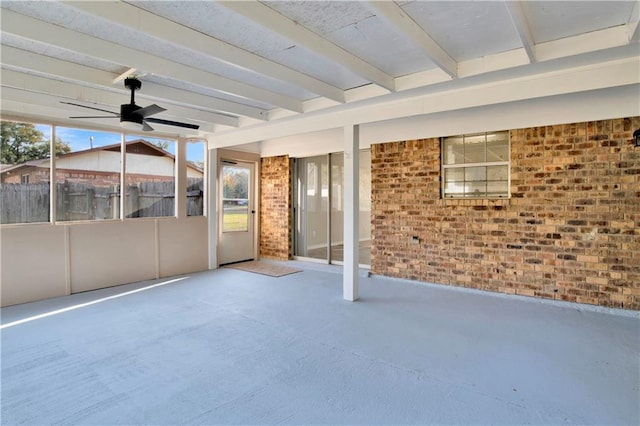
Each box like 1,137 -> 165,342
124,77 -> 142,105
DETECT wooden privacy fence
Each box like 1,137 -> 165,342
0,179 -> 204,224
0,183 -> 50,224
58,181 -> 120,221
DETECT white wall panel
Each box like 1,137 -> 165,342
158,217 -> 208,277
0,224 -> 68,306
1,217 -> 210,306
261,85 -> 640,157
360,84 -> 640,145
69,220 -> 158,293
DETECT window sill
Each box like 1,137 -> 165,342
440,198 -> 510,207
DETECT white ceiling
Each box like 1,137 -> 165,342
1,1 -> 639,143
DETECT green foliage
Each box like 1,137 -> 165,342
152,140 -> 170,151
1,121 -> 71,164
222,167 -> 248,199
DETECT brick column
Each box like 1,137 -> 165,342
260,155 -> 292,260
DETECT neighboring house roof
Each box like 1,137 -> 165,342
1,139 -> 203,177
0,159 -> 48,176
71,139 -> 168,158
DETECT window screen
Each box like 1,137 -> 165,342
442,131 -> 509,198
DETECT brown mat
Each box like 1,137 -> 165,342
223,260 -> 302,277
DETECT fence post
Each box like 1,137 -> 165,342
87,186 -> 96,220
111,184 -> 120,219
57,181 -> 70,221
127,184 -> 139,218
0,184 -> 6,223
20,184 -> 27,223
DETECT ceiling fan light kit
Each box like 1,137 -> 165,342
119,118 -> 143,131
63,77 -> 199,132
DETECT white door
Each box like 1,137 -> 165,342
218,160 -> 256,265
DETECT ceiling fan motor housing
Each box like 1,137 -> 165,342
124,77 -> 142,91
120,103 -> 143,125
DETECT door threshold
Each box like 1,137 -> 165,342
219,258 -> 254,267
293,256 -> 329,264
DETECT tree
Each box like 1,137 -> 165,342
152,140 -> 170,151
1,121 -> 71,164
222,168 -> 248,199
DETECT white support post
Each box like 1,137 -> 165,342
175,138 -> 187,219
120,133 -> 126,220
49,125 -> 56,223
207,146 -> 219,269
343,125 -> 360,301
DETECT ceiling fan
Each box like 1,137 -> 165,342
61,77 -> 199,132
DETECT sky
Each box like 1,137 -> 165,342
36,124 -> 206,162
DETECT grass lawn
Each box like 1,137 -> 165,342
223,210 -> 248,231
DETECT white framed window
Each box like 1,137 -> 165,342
0,120 -> 51,224
186,140 -> 206,217
124,135 -> 176,219
55,126 -> 121,222
442,131 -> 510,199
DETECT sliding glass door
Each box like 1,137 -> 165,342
294,155 -> 329,260
294,151 -> 371,266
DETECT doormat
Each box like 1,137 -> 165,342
223,261 -> 302,277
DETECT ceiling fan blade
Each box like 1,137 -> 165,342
142,121 -> 154,132
69,115 -> 119,119
145,117 -> 200,130
61,101 -> 118,115
133,104 -> 166,118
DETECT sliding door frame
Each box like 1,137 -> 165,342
292,151 -> 370,268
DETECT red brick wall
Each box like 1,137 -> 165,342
3,167 -> 174,186
260,155 -> 292,260
56,169 -> 121,186
371,117 -> 640,309
1,167 -> 50,184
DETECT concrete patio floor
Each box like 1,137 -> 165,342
2,262 -> 639,425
